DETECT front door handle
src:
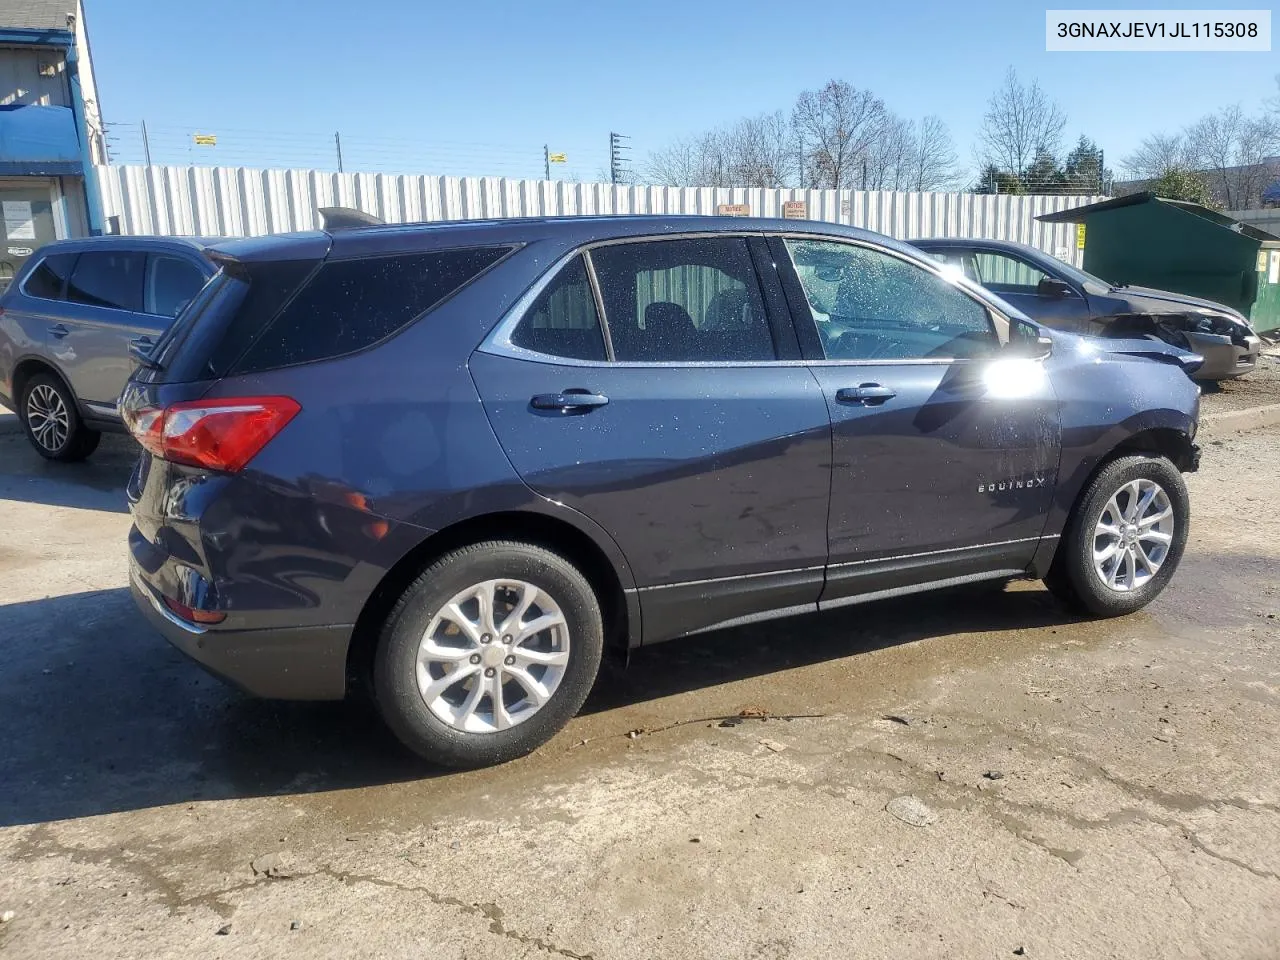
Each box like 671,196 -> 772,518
49,323 -> 69,339
835,383 -> 897,405
530,389 -> 610,413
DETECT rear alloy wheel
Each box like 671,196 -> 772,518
374,541 -> 603,767
1045,455 -> 1189,616
19,373 -> 100,462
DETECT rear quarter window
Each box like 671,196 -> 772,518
21,252 -> 77,300
231,246 -> 512,373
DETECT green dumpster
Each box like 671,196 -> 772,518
1253,243 -> 1280,334
1038,192 -> 1280,323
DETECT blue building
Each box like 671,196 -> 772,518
0,0 -> 105,290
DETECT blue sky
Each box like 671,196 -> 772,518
87,0 -> 1278,181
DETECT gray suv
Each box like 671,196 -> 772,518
0,236 -> 215,460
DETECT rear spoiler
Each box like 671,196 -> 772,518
319,207 -> 385,231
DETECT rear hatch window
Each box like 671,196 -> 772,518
139,245 -> 512,383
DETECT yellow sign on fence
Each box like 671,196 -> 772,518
1076,223 -> 1086,249
548,153 -> 567,163
193,134 -> 217,146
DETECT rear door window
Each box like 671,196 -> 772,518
510,256 -> 607,361
589,238 -> 776,362
22,252 -> 76,301
231,246 -> 512,373
66,251 -> 145,312
145,254 -> 208,317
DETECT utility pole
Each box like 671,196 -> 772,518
609,132 -> 631,185
544,144 -> 550,181
141,119 -> 152,167
335,132 -> 344,172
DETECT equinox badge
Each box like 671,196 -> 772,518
977,476 -> 1049,493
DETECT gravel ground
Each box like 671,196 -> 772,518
0,385 -> 1279,959
1200,346 -> 1280,412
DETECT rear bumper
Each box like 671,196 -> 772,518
130,565 -> 351,700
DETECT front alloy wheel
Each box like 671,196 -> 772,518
1091,478 -> 1175,592
1045,454 -> 1189,617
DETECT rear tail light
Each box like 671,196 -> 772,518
125,396 -> 299,472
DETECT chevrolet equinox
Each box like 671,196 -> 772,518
122,216 -> 1201,768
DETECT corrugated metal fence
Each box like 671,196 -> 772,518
95,164 -> 1104,265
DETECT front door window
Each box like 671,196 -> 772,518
784,238 -> 1001,361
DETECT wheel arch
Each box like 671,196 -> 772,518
346,509 -> 637,694
12,355 -> 75,409
1032,424 -> 1196,578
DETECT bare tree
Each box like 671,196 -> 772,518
646,131 -> 729,187
1123,132 -> 1193,179
792,80 -> 887,189
977,68 -> 1067,177
646,113 -> 794,188
907,116 -> 961,190
1186,105 -> 1280,208
863,112 -> 914,189
645,138 -> 703,187
723,112 -> 795,187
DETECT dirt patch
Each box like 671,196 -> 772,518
1200,348 -> 1280,412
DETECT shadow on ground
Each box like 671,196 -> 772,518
0,431 -> 136,514
0,578 -> 1087,827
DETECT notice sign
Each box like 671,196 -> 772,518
716,204 -> 750,217
782,200 -> 807,219
2,200 -> 35,241
1076,223 -> 1087,249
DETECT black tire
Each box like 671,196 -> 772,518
1045,455 -> 1189,617
19,372 -> 101,462
373,541 -> 603,768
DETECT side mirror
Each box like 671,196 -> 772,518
1005,323 -> 1053,359
1037,277 -> 1071,298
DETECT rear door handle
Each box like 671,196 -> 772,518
530,390 -> 610,413
835,383 -> 897,405
49,323 -> 69,339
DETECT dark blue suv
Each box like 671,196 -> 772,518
122,216 -> 1201,768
